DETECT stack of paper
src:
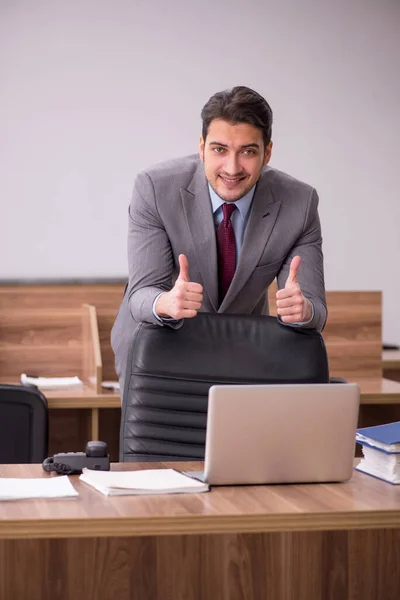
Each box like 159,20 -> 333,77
21,374 -> 83,390
79,468 -> 209,496
356,421 -> 400,484
101,381 -> 120,391
0,476 -> 79,500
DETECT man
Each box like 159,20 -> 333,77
112,86 -> 327,387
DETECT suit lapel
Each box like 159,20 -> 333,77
219,175 -> 281,312
181,163 -> 219,311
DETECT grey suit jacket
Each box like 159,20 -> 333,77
111,154 -> 327,380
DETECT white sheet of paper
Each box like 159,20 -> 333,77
101,381 -> 120,391
20,374 -> 83,390
80,468 -> 209,495
0,475 -> 79,500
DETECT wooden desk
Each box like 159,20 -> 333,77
3,378 -> 400,411
356,377 -> 400,404
355,377 -> 400,436
2,376 -> 399,461
46,378 -> 400,456
41,379 -> 400,408
1,283 -> 399,462
0,377 -> 121,458
37,378 -> 400,457
42,385 -> 121,459
1,462 -> 400,600
383,349 -> 400,382
0,299 -> 120,458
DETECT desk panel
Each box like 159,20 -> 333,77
0,530 -> 399,600
0,308 -> 83,378
1,463 -> 400,538
0,463 -> 400,600
0,283 -> 125,310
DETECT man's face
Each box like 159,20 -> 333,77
199,119 -> 272,202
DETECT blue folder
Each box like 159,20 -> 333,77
356,421 -> 400,453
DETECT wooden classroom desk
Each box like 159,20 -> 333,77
44,377 -> 400,409
1,284 -> 399,460
44,385 -> 120,444
41,377 -> 400,445
1,462 -> 400,600
19,377 -> 400,452
5,377 -> 400,411
3,377 -> 400,462
0,378 -> 120,443
383,349 -> 400,382
356,377 -> 400,404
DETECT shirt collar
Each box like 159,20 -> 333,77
208,183 -> 256,221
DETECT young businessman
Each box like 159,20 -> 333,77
112,86 -> 327,383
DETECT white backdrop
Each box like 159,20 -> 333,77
1,0 -> 399,342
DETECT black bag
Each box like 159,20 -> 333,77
120,313 -> 329,462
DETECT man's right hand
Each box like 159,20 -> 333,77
155,254 -> 203,319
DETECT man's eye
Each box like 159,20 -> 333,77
212,147 -> 225,154
243,149 -> 256,156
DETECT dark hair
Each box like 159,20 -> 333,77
201,86 -> 273,148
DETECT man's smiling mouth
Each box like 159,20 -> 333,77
219,175 -> 247,185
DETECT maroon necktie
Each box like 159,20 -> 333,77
217,203 -> 237,302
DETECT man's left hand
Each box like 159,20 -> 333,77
276,256 -> 312,323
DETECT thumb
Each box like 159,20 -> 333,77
177,254 -> 190,282
285,255 -> 301,288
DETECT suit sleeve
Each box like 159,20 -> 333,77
126,171 -> 182,328
276,188 -> 327,331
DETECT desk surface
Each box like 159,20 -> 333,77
3,378 -> 400,408
1,461 -> 400,541
30,377 -> 400,408
41,383 -> 120,408
0,379 -> 120,408
383,349 -> 400,370
356,377 -> 400,403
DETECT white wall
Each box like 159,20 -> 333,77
1,0 -> 399,342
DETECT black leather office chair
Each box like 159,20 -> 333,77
120,313 -> 329,462
0,384 -> 48,463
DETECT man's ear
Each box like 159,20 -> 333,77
199,136 -> 205,162
263,141 -> 273,166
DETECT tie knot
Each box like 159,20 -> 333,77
222,202 -> 236,222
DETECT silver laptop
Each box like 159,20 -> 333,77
192,383 -> 360,485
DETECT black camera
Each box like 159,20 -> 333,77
42,441 -> 110,475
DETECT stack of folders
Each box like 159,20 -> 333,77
79,468 -> 209,496
356,421 -> 400,484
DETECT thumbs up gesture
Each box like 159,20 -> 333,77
276,256 -> 312,323
155,254 -> 203,319
176,253 -> 190,283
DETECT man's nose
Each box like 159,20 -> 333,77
223,153 -> 241,175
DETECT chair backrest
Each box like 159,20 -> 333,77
121,313 -> 329,462
0,384 -> 48,463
